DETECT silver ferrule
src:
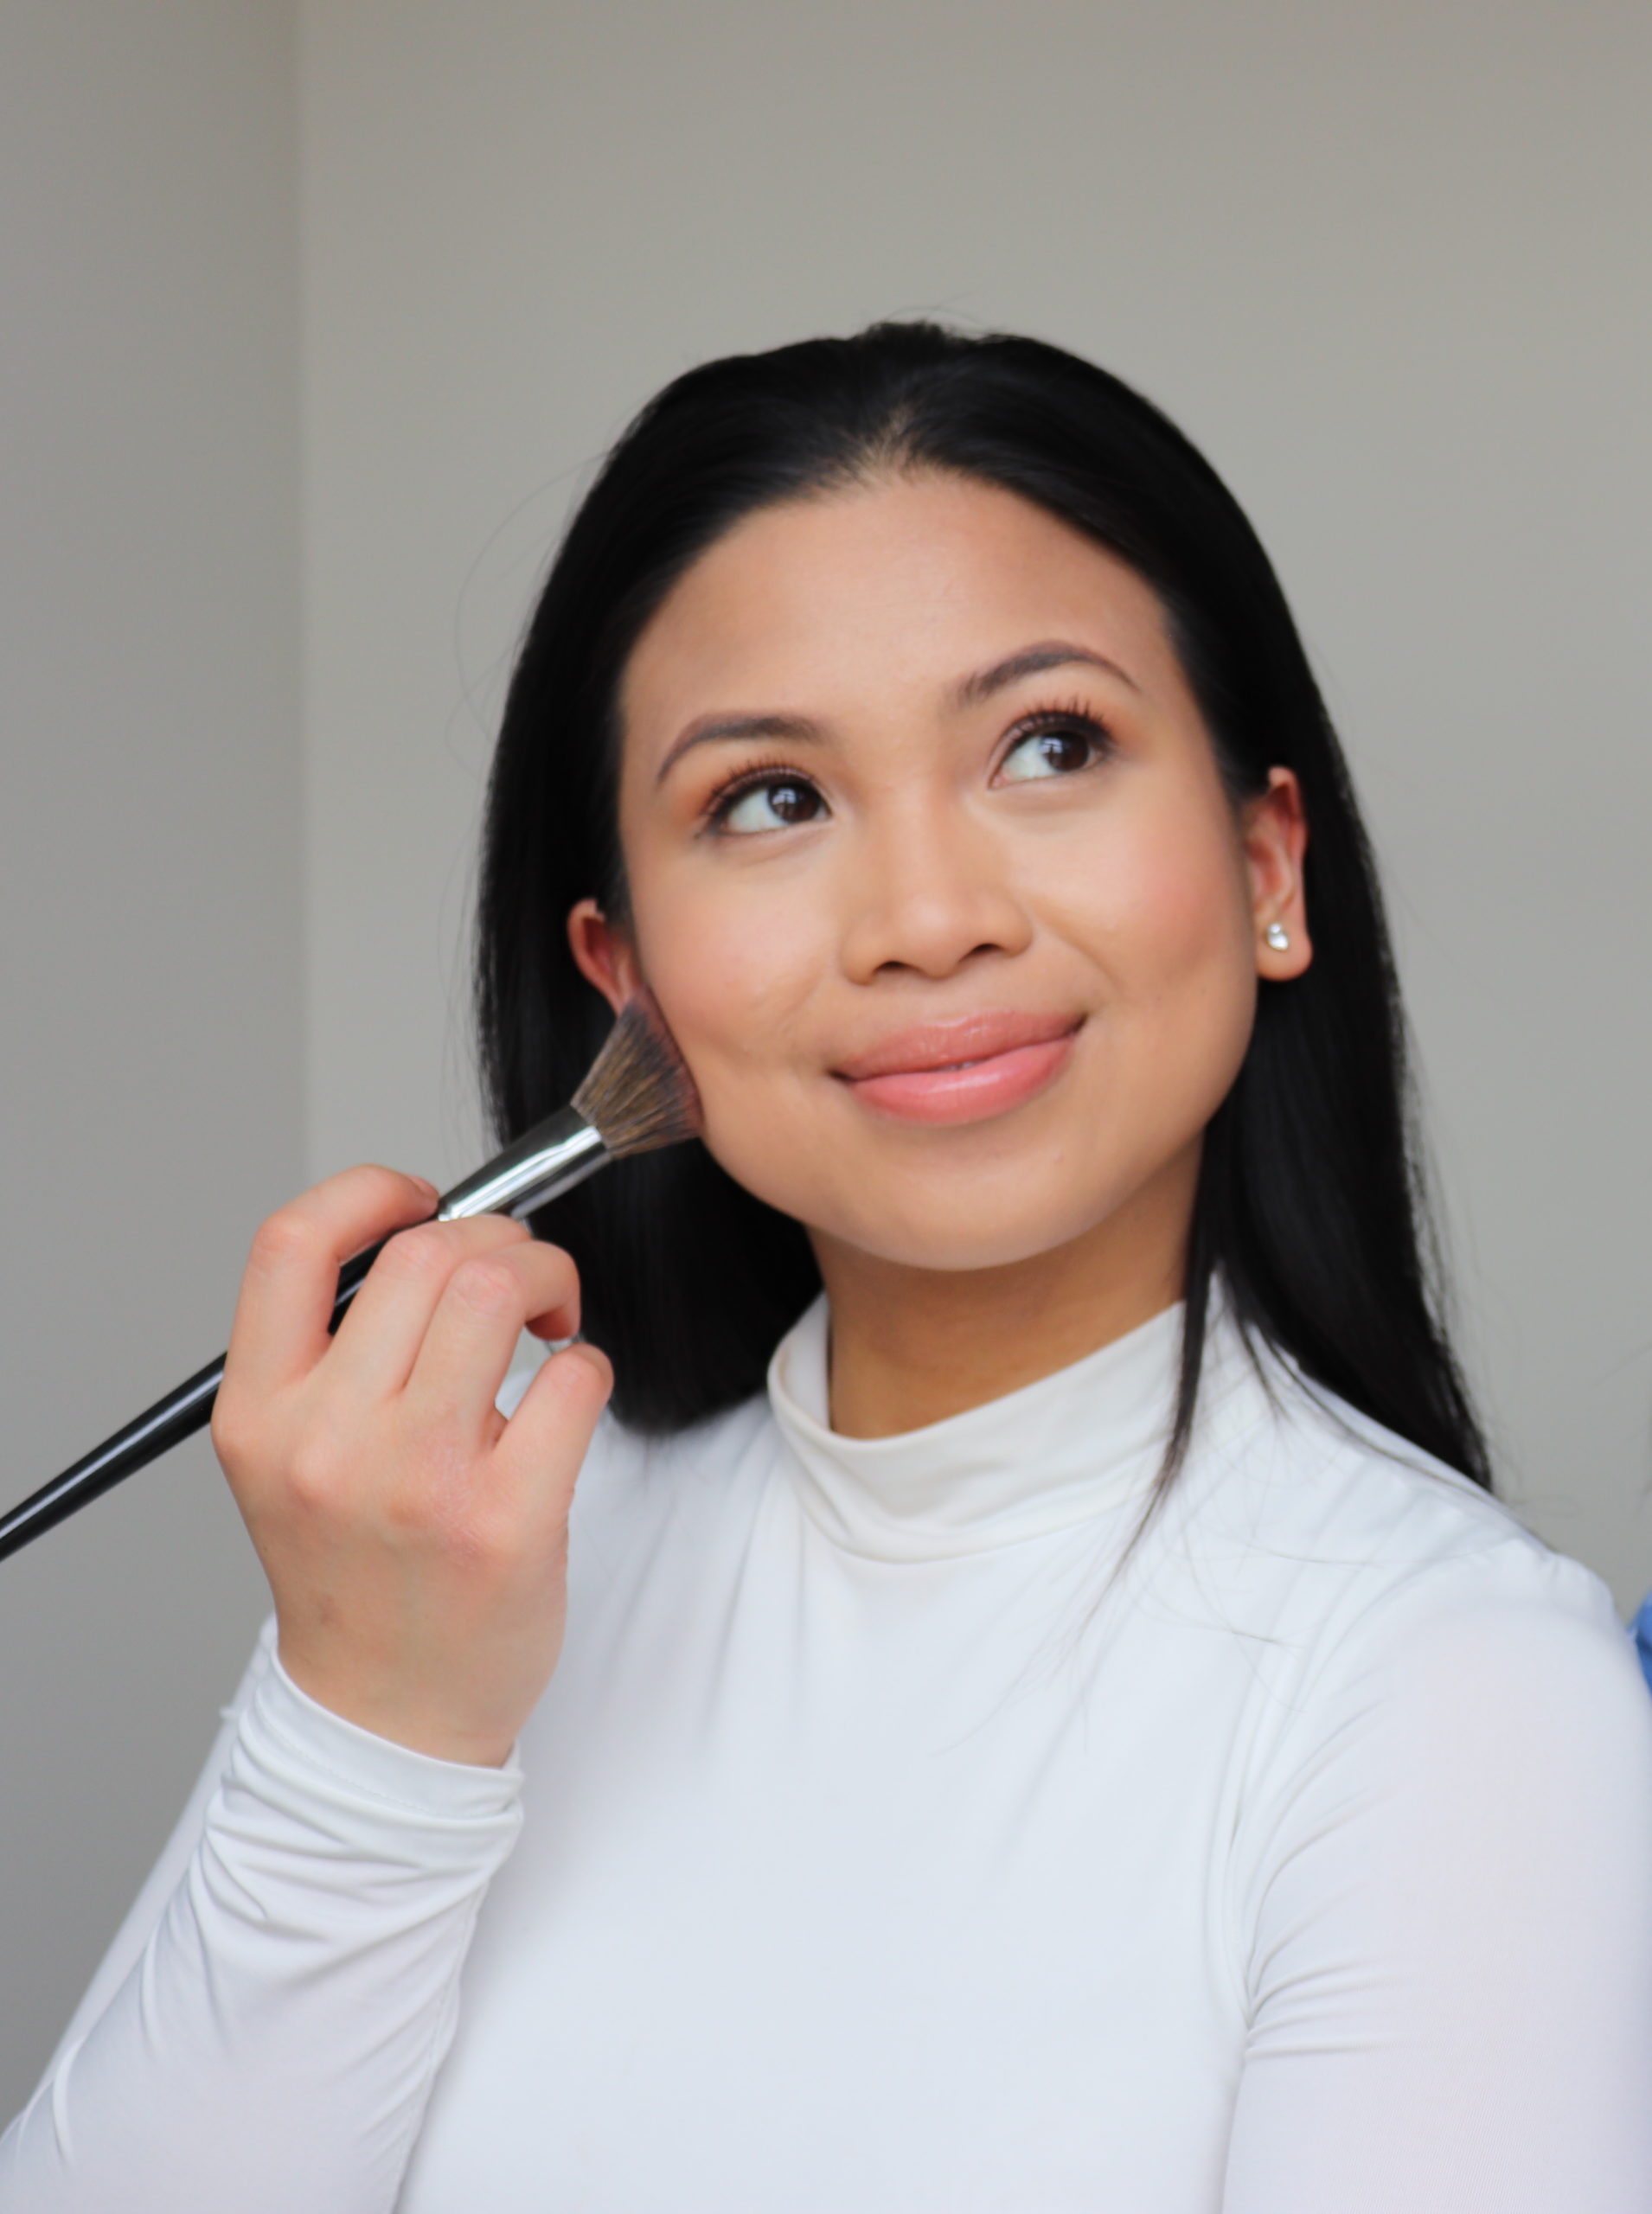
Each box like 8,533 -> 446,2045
433,1105 -> 610,1223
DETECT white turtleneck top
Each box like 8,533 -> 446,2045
4,1296 -> 1651,2211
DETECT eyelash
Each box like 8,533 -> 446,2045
699,698 -> 1116,834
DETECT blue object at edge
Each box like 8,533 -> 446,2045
1634,1596 -> 1652,1696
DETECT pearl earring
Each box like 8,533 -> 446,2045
1265,922 -> 1290,950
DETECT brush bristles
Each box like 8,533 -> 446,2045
572,995 -> 703,1158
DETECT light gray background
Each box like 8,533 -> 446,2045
3,0 -> 1648,2121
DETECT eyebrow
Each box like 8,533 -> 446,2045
651,639 -> 1139,787
952,639 -> 1140,710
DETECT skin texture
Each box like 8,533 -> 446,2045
570,469 -> 1310,1437
212,466 -> 1309,1763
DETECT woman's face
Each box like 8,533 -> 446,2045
569,470 -> 1309,1278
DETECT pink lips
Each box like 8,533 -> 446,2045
832,1012 -> 1084,1126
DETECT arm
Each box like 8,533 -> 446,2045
0,1623 -> 523,2214
0,1165 -> 610,2204
1222,1546 -> 1652,2213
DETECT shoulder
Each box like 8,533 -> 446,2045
1182,1330 -> 1636,1705
1194,1354 -> 1652,1916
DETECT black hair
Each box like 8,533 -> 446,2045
474,319 -> 1492,1507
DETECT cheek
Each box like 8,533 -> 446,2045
1041,797 -> 1257,1062
625,863 -> 827,1114
1131,842 -> 1251,995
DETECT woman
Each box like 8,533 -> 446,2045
4,321 -> 1649,2210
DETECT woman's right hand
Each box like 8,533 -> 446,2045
209,1165 -> 614,1768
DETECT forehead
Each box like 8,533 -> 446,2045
617,471 -> 1184,751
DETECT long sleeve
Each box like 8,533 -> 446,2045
1221,1546 -> 1652,2213
0,1618 -> 523,2214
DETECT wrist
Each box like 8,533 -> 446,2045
273,1639 -> 522,1769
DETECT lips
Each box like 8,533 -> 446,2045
831,1011 -> 1083,1082
829,1011 -> 1085,1127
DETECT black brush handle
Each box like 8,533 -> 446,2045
0,1103 -> 613,1565
0,1238 -> 392,1564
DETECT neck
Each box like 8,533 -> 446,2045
810,1142 -> 1197,1438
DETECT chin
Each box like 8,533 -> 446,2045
707,1101 -> 1188,1278
804,1177 -> 1125,1277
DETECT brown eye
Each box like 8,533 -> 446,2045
716,776 -> 826,834
999,723 -> 1101,783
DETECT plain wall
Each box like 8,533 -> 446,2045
3,0 -> 1649,2130
0,1 -> 299,2118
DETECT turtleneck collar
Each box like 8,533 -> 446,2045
765,1290 -> 1194,1564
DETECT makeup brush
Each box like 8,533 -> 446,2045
0,996 -> 701,1564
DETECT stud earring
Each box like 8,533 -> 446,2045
1265,921 -> 1290,951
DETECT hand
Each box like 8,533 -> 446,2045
210,1165 -> 614,1766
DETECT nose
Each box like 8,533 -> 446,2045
837,799 -> 1034,982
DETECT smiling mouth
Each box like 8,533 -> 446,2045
834,1017 -> 1085,1128
832,1012 -> 1084,1082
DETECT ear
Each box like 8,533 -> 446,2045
1241,768 -> 1313,980
566,897 -> 644,1015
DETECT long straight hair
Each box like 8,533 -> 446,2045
474,320 -> 1492,1507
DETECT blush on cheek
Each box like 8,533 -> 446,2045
650,964 -> 835,1214
630,912 -> 819,1176
1111,795 -> 1253,966
1060,817 -> 1258,1135
1042,810 -> 1249,996
1146,872 -> 1252,992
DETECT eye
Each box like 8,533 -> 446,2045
997,710 -> 1110,784
708,771 -> 827,835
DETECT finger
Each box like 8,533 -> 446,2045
324,1213 -> 533,1401
402,1239 -> 583,1446
491,1339 -> 614,1518
223,1165 -> 439,1398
